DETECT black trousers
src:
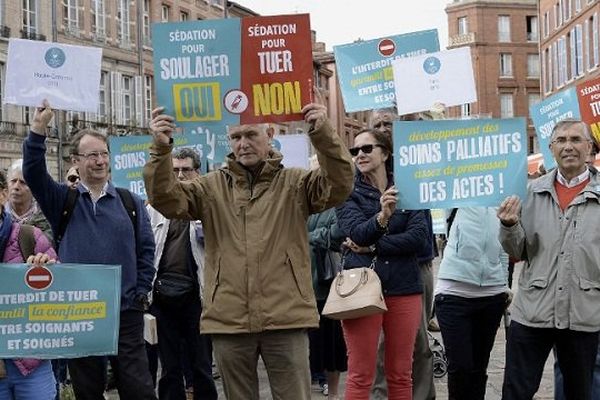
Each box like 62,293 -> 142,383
152,295 -> 217,400
68,309 -> 157,400
435,292 -> 507,400
502,321 -> 599,400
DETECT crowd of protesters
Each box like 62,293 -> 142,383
0,85 -> 598,400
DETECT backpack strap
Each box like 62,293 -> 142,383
56,188 -> 80,250
115,187 -> 138,248
446,208 -> 459,236
18,224 -> 36,260
56,187 -> 138,250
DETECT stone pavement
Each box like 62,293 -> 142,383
106,260 -> 555,399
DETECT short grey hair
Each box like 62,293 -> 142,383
172,147 -> 201,170
551,119 -> 592,142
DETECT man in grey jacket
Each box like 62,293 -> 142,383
497,119 -> 600,400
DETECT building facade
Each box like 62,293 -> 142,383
0,1 -> 344,177
446,0 -> 540,153
539,0 -> 599,97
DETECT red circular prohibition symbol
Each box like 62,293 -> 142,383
378,38 -> 396,57
25,266 -> 54,290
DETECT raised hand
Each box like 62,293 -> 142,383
31,99 -> 54,136
497,195 -> 521,227
301,86 -> 327,131
149,106 -> 176,145
26,252 -> 57,266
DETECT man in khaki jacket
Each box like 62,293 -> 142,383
143,89 -> 354,400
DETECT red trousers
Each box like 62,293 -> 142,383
342,294 -> 422,400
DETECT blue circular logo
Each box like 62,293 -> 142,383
45,48 -> 66,68
423,56 -> 441,74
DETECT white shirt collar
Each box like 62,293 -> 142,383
556,168 -> 590,188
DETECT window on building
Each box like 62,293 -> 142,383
563,0 -> 571,21
544,47 -> 553,93
161,5 -> 169,22
575,0 -> 582,13
143,0 -> 151,46
180,11 -> 188,21
460,103 -> 471,117
99,71 -> 107,120
558,36 -> 568,85
553,42 -> 560,87
528,93 -> 541,110
62,0 -> 79,31
500,94 -> 514,118
117,0 -> 130,47
122,75 -> 133,125
544,11 -> 550,38
211,0 -> 224,7
91,0 -> 106,39
555,2 -> 562,28
500,53 -> 513,77
458,17 -> 468,35
498,15 -> 511,42
22,0 -> 37,34
144,75 -> 152,124
570,25 -> 584,77
527,54 -> 540,77
527,16 -> 538,41
593,13 -> 599,68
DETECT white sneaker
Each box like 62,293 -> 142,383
322,383 -> 328,396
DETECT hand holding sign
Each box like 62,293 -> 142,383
302,87 -> 327,131
497,195 -> 521,227
31,99 -> 54,136
26,252 -> 57,267
149,106 -> 177,145
379,186 -> 398,224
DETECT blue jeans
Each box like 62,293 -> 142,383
435,292 -> 506,400
555,336 -> 600,400
0,359 -> 56,400
503,322 -> 598,400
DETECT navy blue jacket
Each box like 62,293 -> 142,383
336,174 -> 428,296
23,132 -> 155,311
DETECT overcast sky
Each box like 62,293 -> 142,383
236,0 -> 450,50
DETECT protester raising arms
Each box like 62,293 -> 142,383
143,87 -> 354,400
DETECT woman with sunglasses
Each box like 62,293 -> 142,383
336,128 -> 428,400
65,167 -> 79,189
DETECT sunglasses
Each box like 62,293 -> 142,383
67,175 -> 79,183
349,144 -> 384,157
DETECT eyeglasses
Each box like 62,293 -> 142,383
75,151 -> 110,161
551,137 -> 588,146
67,175 -> 79,183
349,144 -> 384,157
173,167 -> 195,174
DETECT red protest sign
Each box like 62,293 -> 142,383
240,14 -> 313,124
378,38 -> 396,57
577,76 -> 600,147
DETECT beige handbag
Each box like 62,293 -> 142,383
322,257 -> 387,320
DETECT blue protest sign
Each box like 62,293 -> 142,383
529,87 -> 581,170
110,134 -> 206,199
152,19 -> 240,163
334,30 -> 439,113
0,263 -> 121,359
393,118 -> 528,209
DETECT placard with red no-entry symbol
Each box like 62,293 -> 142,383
334,29 -> 439,113
25,265 -> 53,290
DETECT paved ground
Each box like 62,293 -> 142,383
106,260 -> 555,399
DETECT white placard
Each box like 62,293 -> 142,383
3,38 -> 102,112
273,134 -> 310,170
392,47 -> 477,115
